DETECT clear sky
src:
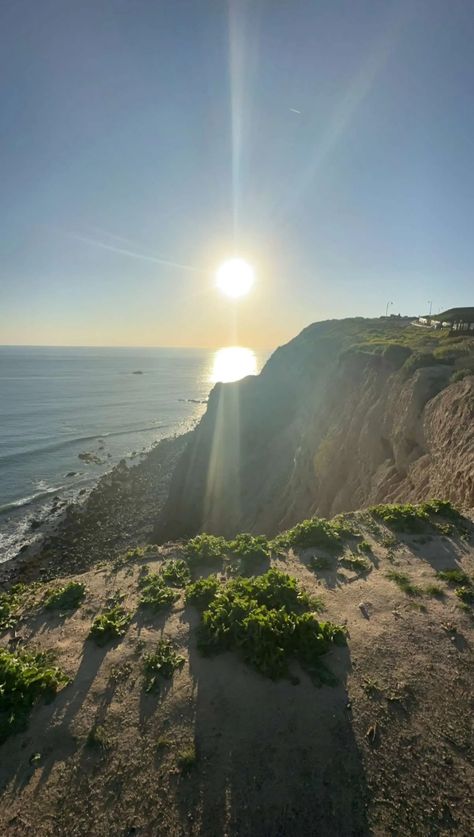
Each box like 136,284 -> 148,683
1,0 -> 473,348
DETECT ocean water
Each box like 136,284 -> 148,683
0,345 -> 268,562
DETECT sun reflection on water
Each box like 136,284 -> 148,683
210,347 -> 257,383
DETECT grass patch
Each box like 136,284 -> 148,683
161,559 -> 191,588
436,569 -> 471,585
86,724 -> 110,751
386,570 -> 422,597
184,575 -> 221,611
89,605 -> 132,645
139,572 -> 178,610
143,640 -> 185,692
0,648 -> 69,742
424,584 -> 445,598
177,745 -> 197,773
358,540 -> 372,554
196,569 -> 345,679
44,581 -> 86,612
455,586 -> 474,606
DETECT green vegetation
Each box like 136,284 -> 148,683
228,533 -> 271,571
0,648 -> 69,742
424,584 -> 445,598
184,533 -> 228,564
370,500 -> 461,532
44,581 -> 86,612
454,586 -> 474,606
308,555 -> 332,572
195,569 -> 345,679
161,559 -> 191,588
386,570 -> 422,597
436,568 -> 471,585
358,540 -> 372,553
451,368 -> 473,383
273,515 -> 349,552
340,554 -> 371,574
177,745 -> 197,773
139,572 -> 178,610
143,640 -> 185,692
89,604 -> 132,645
86,724 -> 110,751
185,575 -> 221,611
0,583 -> 38,633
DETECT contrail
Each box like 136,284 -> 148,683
69,232 -> 204,274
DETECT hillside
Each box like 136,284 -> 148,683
0,502 -> 473,836
155,318 -> 474,541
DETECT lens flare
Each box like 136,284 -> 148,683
211,347 -> 257,383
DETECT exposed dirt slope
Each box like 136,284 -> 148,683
155,318 -> 474,540
1,513 -> 473,837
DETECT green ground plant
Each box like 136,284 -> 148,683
177,745 -> 197,773
86,724 -> 110,751
195,568 -> 345,679
143,639 -> 185,692
184,575 -> 222,611
454,586 -> 474,606
44,581 -> 86,612
228,533 -> 271,572
89,605 -> 132,645
184,534 -> 228,565
0,648 -> 69,742
273,516 -> 348,552
358,540 -> 372,553
436,568 -> 471,585
370,500 -> 461,532
386,570 -> 422,597
308,555 -> 332,572
160,559 -> 191,588
424,584 -> 445,598
0,583 -> 38,633
340,554 -> 371,573
139,572 -> 178,610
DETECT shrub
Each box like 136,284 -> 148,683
184,575 -> 221,611
89,605 -> 132,645
44,581 -> 86,612
161,559 -> 191,588
196,569 -> 345,679
273,516 -> 345,552
143,639 -> 185,692
386,570 -> 422,597
358,540 -> 372,554
177,745 -> 197,773
139,572 -> 178,610
420,499 -> 461,520
184,534 -> 228,564
86,724 -> 110,751
308,555 -> 332,571
0,649 -> 69,742
424,584 -> 445,598
451,368 -> 472,383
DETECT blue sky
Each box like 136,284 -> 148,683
1,0 -> 473,347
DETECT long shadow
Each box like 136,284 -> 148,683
175,622 -> 370,837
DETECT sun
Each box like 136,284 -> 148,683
215,258 -> 255,298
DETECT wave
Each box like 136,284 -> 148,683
0,484 -> 65,515
0,423 -> 169,466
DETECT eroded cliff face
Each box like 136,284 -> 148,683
155,319 -> 474,540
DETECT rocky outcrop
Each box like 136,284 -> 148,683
155,319 -> 474,540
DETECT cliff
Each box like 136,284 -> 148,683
155,318 -> 474,540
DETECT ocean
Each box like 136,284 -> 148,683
0,345 -> 268,563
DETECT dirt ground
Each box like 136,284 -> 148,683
0,517 -> 473,837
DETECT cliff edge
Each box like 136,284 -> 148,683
155,317 -> 474,540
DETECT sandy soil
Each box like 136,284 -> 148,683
0,516 -> 473,836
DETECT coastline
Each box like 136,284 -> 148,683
0,432 -> 189,586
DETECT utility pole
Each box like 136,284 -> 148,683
385,301 -> 393,317
427,300 -> 433,316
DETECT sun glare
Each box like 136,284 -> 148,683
216,258 -> 255,298
211,347 -> 257,383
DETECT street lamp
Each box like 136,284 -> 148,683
385,301 -> 393,317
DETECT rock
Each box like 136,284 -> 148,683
78,451 -> 104,465
132,370 -> 143,375
30,519 -> 41,531
65,471 -> 77,478
358,602 -> 370,619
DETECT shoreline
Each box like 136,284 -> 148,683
0,432 -> 189,586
